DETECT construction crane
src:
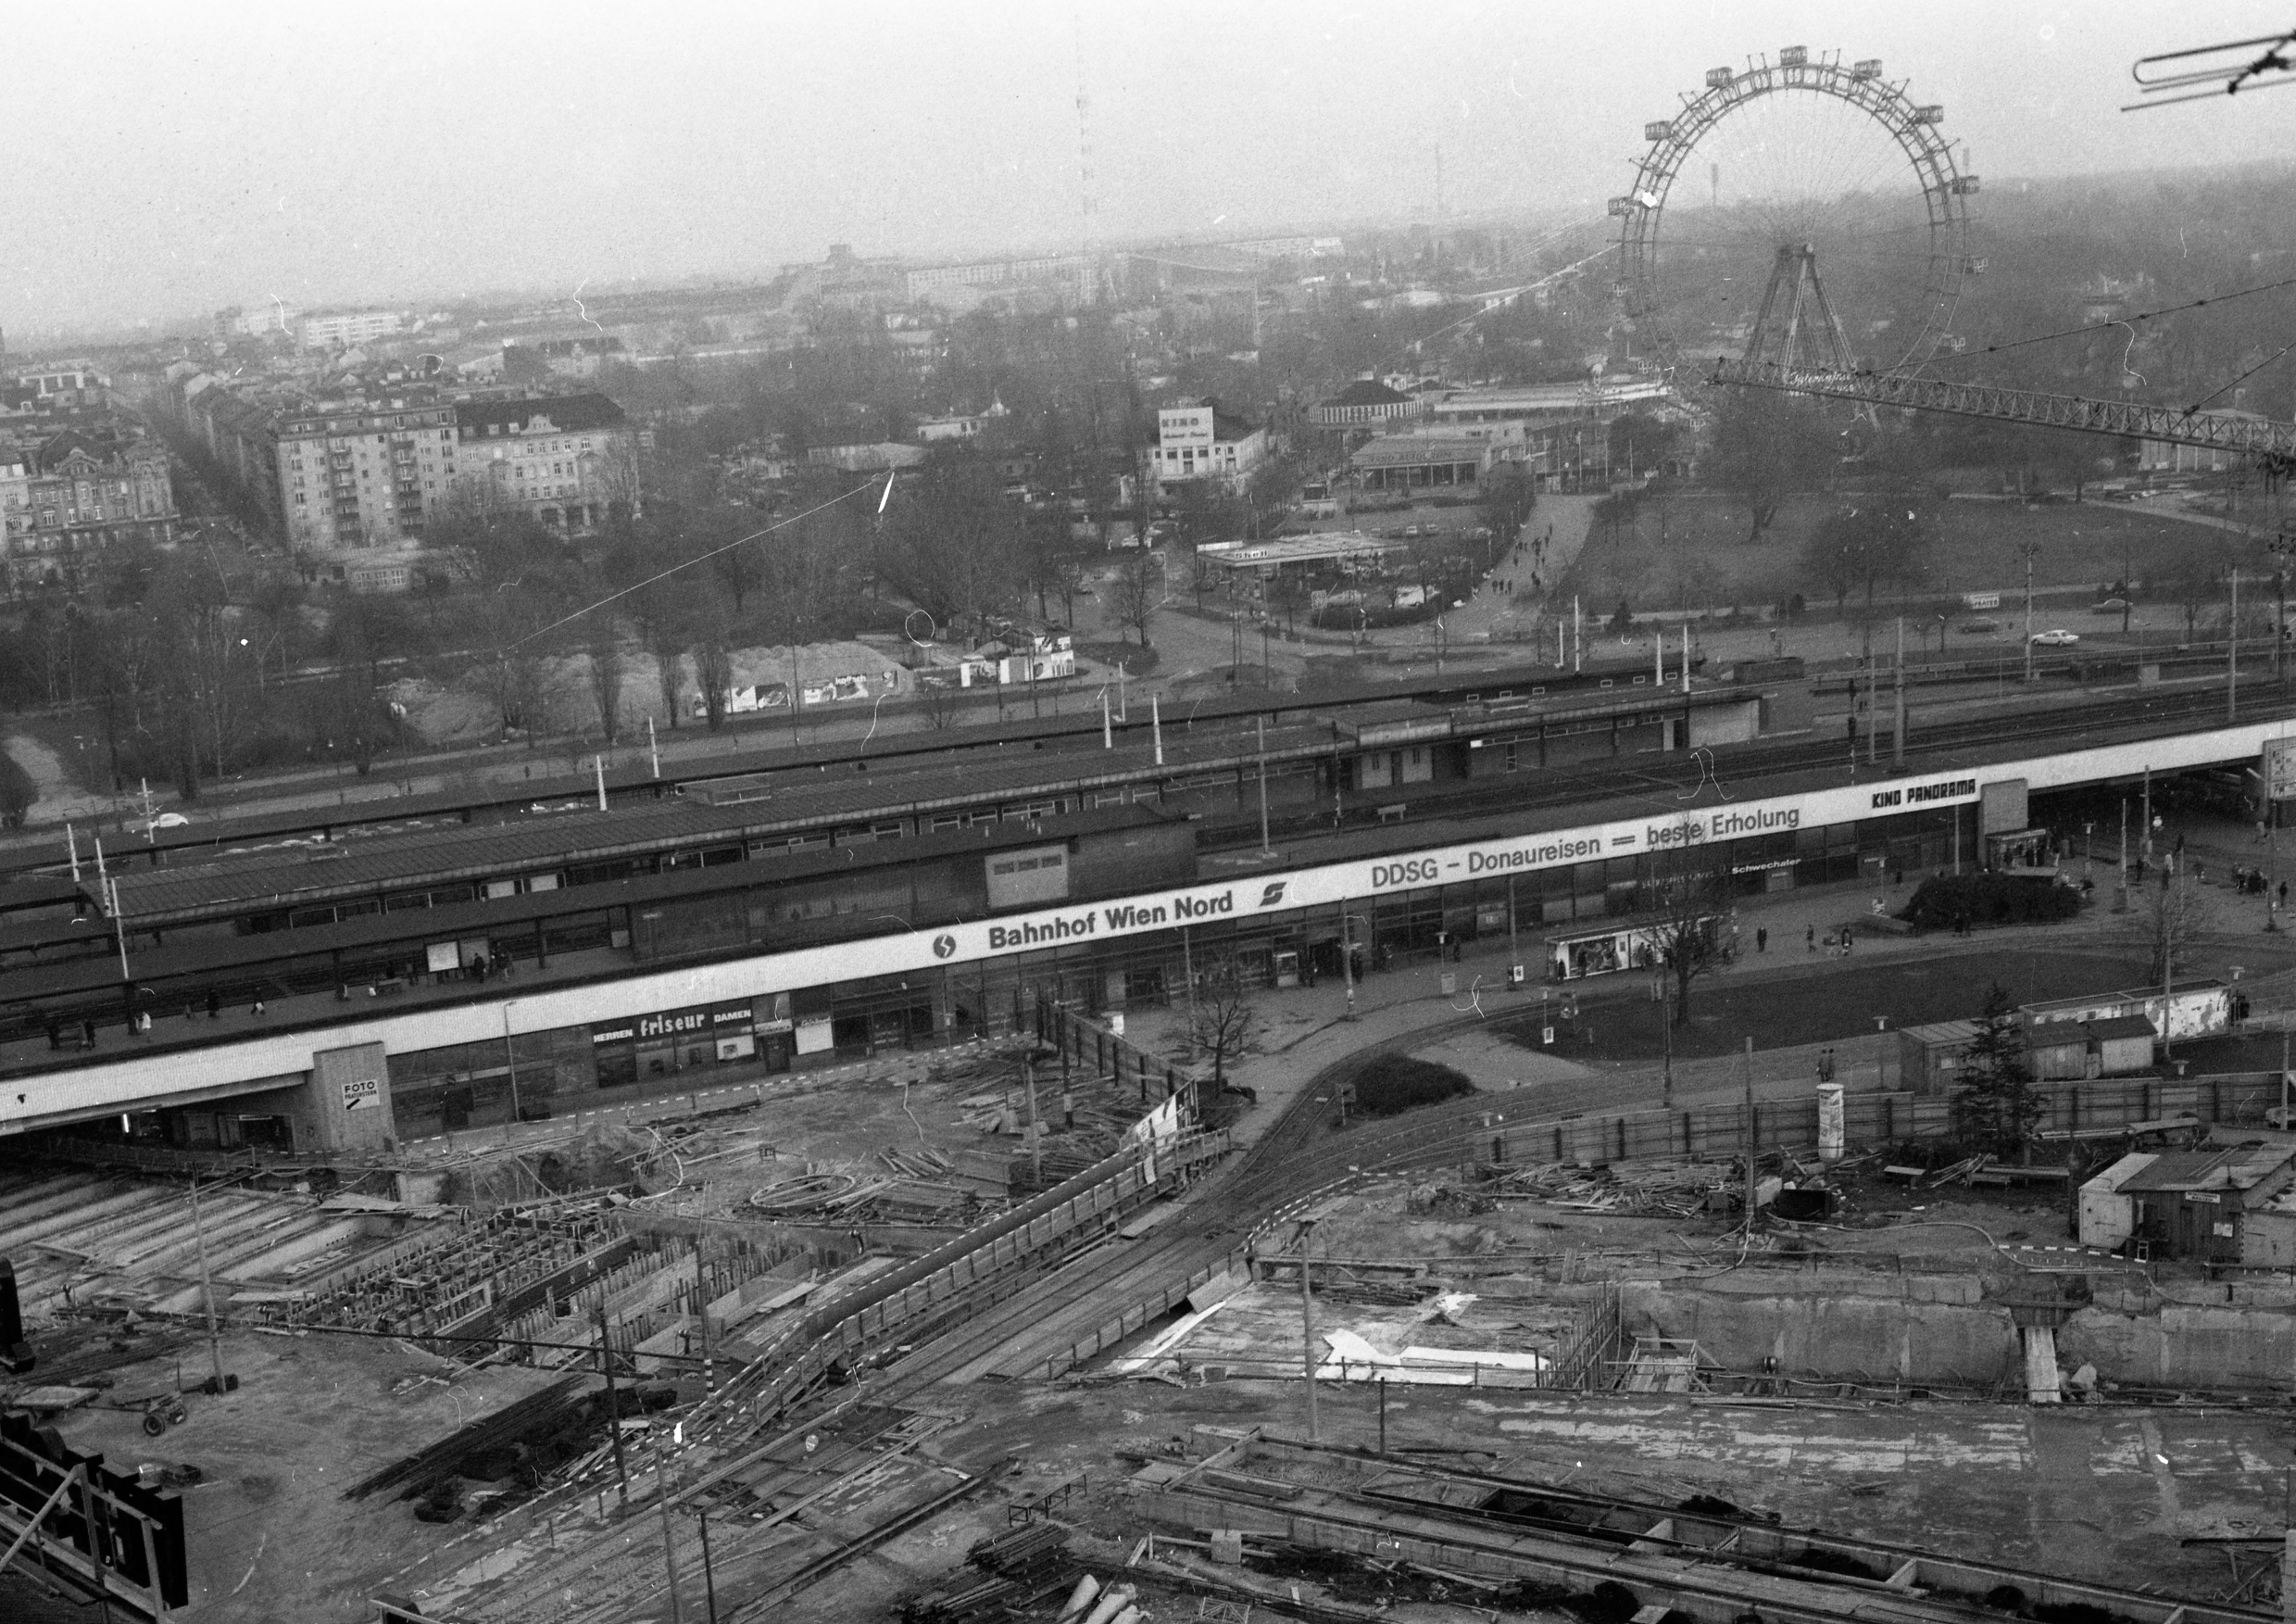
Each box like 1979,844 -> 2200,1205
1709,357 -> 2296,468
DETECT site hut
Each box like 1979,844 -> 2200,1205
2077,1141 -> 2296,1265
1896,1012 -> 2162,1094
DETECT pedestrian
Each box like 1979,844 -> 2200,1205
1842,926 -> 1854,954
1756,926 -> 1767,953
1805,924 -> 1815,952
44,1015 -> 60,1051
80,1017 -> 96,1049
251,1000 -> 265,1018
206,989 -> 220,1020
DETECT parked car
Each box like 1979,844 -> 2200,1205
2029,629 -> 2080,647
2091,598 -> 2130,614
1958,617 -> 2001,634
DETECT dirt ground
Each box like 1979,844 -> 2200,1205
768,1374 -> 2292,1621
33,1332 -> 566,1622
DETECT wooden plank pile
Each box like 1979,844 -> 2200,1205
1483,1160 -> 1737,1218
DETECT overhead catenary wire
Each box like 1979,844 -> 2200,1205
1922,272 -> 2296,371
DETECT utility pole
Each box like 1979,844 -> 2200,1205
2019,539 -> 2041,685
1740,1037 -> 1758,1225
1339,910 -> 1358,1020
1256,716 -> 1273,856
1298,1218 -> 1321,1441
2230,566 -> 2240,723
1863,623 -> 1876,765
188,1178 -> 225,1392
2160,866 -> 2177,1067
1659,972 -> 1675,1108
2116,799 -> 2129,913
657,1441 -> 686,1624
1893,615 -> 1905,767
1023,1055 -> 1042,1186
597,1303 -> 630,1509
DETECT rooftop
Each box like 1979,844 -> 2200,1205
1319,379 -> 1412,409
453,392 -> 627,435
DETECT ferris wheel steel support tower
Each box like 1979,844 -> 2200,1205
1612,47 -> 1979,374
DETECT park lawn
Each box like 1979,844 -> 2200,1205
1568,487 -> 2238,619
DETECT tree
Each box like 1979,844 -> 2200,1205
1950,983 -> 2044,1158
2127,862 -> 2204,986
0,749 -> 33,827
1708,391 -> 1832,541
1176,950 -> 1262,1102
2158,542 -> 2234,641
586,625 -> 625,745
1803,494 -> 1933,623
875,450 -> 1023,636
1478,461 -> 1538,549
1110,552 -> 1162,647
1607,411 -> 1685,478
692,603 -> 736,732
431,477 -> 558,592
699,508 -> 760,613
1642,831 -> 1735,1024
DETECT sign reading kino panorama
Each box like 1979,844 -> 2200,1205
941,771 -> 1985,963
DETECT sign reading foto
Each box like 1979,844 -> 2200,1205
341,1076 -> 382,1111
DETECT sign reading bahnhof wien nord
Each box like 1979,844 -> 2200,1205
956,772 -> 1986,963
23,724 -> 2278,1133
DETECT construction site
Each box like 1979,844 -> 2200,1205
8,952 -> 2296,1624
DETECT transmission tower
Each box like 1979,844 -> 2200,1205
1743,244 -> 1853,372
1074,24 -> 1098,305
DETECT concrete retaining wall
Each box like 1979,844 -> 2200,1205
1619,1271 -> 2296,1392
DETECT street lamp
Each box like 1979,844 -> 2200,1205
1338,909 -> 1368,1020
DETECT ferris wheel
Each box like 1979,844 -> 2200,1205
1612,47 -> 1978,375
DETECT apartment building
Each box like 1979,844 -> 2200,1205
453,393 -> 634,533
300,308 -> 407,350
0,427 -> 177,590
275,399 -> 458,551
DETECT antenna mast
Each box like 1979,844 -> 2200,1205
1075,21 -> 1098,304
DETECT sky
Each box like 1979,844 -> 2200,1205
13,0 -> 2296,336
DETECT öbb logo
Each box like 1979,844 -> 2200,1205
932,934 -> 957,959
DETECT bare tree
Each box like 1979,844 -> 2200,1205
2127,864 -> 2205,985
917,673 -> 962,730
1176,950 -> 1262,1102
1110,551 -> 1162,648
632,580 -> 690,728
586,626 -> 625,745
875,450 -> 1023,636
1641,828 -> 1736,1025
692,605 -> 736,732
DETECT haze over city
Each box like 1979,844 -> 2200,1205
16,5 -> 2296,1622
13,0 -> 2296,335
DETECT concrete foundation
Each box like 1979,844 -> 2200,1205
1623,1269 -> 2296,1394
